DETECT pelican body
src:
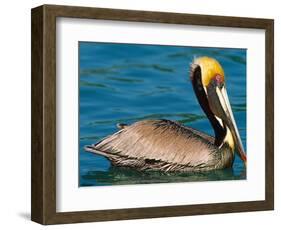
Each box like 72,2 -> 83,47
85,57 -> 247,172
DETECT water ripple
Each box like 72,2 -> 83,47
81,166 -> 246,186
87,113 -> 206,127
80,63 -> 174,77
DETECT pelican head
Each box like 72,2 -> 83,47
190,56 -> 247,165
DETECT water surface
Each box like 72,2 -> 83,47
79,42 -> 247,187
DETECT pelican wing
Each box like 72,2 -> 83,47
90,120 -> 218,167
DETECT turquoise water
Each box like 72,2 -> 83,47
79,42 -> 246,187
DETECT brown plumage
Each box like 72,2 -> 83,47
85,120 -> 233,172
84,56 -> 247,172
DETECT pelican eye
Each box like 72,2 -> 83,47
210,74 -> 224,88
215,74 -> 223,84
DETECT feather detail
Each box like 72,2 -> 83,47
86,120 -> 223,170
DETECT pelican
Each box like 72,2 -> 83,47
85,57 -> 247,172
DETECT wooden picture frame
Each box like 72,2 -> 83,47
31,4 -> 274,225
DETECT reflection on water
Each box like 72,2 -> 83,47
81,166 -> 245,186
79,42 -> 247,187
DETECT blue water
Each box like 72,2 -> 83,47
79,42 -> 246,187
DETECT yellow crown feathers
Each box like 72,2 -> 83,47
193,57 -> 225,87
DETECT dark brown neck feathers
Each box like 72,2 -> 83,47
190,65 -> 226,146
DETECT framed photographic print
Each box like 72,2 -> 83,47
31,4 -> 274,225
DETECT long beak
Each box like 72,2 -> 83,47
208,85 -> 247,166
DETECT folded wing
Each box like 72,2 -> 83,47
88,120 -> 218,167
